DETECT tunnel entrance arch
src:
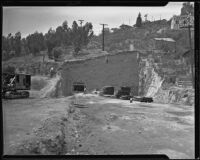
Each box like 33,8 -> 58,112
73,82 -> 85,92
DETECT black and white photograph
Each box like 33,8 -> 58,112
2,2 -> 195,159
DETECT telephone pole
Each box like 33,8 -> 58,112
78,20 -> 84,27
100,23 -> 108,51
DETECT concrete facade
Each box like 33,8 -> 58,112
61,51 -> 139,96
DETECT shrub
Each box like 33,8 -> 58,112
52,47 -> 64,60
2,65 -> 16,74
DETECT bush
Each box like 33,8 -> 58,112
52,47 -> 64,60
2,65 -> 16,74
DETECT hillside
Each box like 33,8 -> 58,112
3,19 -> 192,67
91,19 -> 193,58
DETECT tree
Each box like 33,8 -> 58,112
62,20 -> 69,31
26,31 -> 46,56
2,36 -> 9,51
81,22 -> 93,46
55,21 -> 71,47
13,32 -> 21,56
62,21 -> 71,46
111,28 -> 119,33
136,12 -> 142,27
2,36 -> 9,60
52,46 -> 64,61
71,21 -> 81,53
119,24 -> 132,30
71,21 -> 94,54
7,33 -> 14,52
55,26 -> 64,46
2,33 -> 17,60
21,38 -> 29,55
45,28 -> 57,58
181,2 -> 194,16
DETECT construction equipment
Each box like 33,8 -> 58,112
2,73 -> 31,99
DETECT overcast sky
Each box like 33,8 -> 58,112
3,2 -> 184,38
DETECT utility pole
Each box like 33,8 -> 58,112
180,14 -> 194,88
144,14 -> 148,22
78,20 -> 84,27
100,23 -> 108,51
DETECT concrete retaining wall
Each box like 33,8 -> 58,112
61,51 -> 139,96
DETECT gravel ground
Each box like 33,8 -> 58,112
3,93 -> 194,158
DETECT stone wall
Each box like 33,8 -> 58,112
61,51 -> 139,96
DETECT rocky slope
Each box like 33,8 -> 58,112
138,55 -> 194,106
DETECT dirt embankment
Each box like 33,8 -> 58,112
139,57 -> 194,106
12,95 -> 96,155
15,115 -> 67,155
154,87 -> 194,106
30,74 -> 62,98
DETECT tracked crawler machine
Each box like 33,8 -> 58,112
2,73 -> 31,99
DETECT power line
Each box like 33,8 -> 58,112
100,23 -> 108,51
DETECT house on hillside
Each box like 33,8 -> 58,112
60,51 -> 140,96
171,15 -> 194,30
153,38 -> 176,53
156,27 -> 168,34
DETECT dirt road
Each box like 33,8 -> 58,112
3,93 -> 194,158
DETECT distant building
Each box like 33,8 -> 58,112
171,15 -> 194,30
153,38 -> 176,53
156,27 -> 168,34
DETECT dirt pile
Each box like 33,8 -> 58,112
15,115 -> 67,155
12,96 -> 91,155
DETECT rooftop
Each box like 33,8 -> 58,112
154,38 -> 176,42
